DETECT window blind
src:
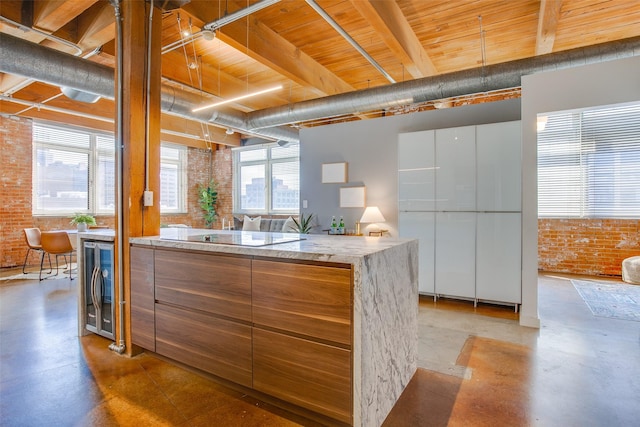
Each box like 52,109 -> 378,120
33,124 -> 91,213
271,144 -> 300,211
33,122 -> 187,215
234,143 -> 300,214
538,103 -> 640,218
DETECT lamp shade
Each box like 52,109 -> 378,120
359,206 -> 386,223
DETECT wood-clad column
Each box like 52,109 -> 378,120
118,0 -> 162,355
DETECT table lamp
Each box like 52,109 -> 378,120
357,206 -> 386,236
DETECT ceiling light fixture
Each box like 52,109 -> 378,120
201,29 -> 215,41
192,85 -> 283,112
225,128 -> 234,135
60,86 -> 101,103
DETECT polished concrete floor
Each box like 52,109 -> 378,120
1,269 -> 639,426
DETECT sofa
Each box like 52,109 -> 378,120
233,216 -> 295,233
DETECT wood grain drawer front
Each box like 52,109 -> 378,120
130,246 -> 155,351
252,260 -> 352,346
253,329 -> 352,424
155,303 -> 253,387
155,249 -> 251,322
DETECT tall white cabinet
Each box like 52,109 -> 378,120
398,121 -> 522,307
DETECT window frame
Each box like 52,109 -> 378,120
32,121 -> 188,216
232,143 -> 300,215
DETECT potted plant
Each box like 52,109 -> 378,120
197,179 -> 218,228
70,213 -> 96,231
290,213 -> 315,234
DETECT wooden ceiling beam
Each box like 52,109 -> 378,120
161,49 -> 291,111
33,0 -> 99,34
160,113 -> 241,146
180,2 -> 353,96
350,0 -> 437,79
536,0 -> 563,55
75,2 -> 117,51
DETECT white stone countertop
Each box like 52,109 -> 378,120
130,228 -> 416,264
76,229 -> 116,241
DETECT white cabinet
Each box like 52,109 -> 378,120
435,126 -> 476,211
476,121 -> 521,212
476,213 -> 522,304
398,130 -> 435,212
398,121 -> 522,307
399,212 -> 435,294
435,212 -> 476,299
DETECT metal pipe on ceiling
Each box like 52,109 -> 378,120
244,35 -> 640,130
304,0 -> 396,84
0,15 -> 83,56
203,0 -> 281,32
0,32 -> 299,144
3,32 -> 640,143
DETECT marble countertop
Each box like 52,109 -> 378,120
77,229 -> 116,241
130,228 -> 416,264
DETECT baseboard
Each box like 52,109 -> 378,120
519,315 -> 540,328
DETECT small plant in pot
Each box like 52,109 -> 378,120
290,213 -> 315,234
70,213 -> 96,231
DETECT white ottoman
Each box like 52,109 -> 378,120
622,256 -> 640,285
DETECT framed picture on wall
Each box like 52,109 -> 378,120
322,162 -> 348,183
340,186 -> 366,208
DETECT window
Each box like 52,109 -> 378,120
538,102 -> 640,218
233,143 -> 300,214
32,122 -> 187,215
159,144 -> 187,213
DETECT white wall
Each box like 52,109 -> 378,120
520,55 -> 640,328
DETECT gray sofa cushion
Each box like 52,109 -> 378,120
233,216 -> 289,232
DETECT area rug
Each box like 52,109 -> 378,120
0,264 -> 77,282
572,280 -> 640,322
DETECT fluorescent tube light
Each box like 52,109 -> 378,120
192,85 -> 282,112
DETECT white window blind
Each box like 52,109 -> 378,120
234,143 -> 299,214
33,125 -> 91,213
160,144 -> 187,213
538,103 -> 640,218
33,122 -> 187,215
271,144 -> 300,211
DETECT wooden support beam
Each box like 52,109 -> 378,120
351,0 -> 437,79
32,0 -> 98,34
536,0 -> 563,55
119,0 -> 162,356
180,2 -> 353,96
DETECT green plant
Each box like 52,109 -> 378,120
197,179 -> 218,227
290,213 -> 315,234
70,213 -> 96,226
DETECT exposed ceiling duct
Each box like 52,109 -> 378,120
2,32 -> 640,144
244,35 -> 640,130
0,32 -> 298,144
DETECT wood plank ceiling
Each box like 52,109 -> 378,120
1,0 -> 639,147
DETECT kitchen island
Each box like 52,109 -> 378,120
130,228 -> 418,427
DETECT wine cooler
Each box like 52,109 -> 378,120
83,241 -> 115,340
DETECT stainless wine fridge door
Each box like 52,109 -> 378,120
83,241 -> 115,340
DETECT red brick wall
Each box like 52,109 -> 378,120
538,219 -> 640,277
1,116 -> 35,267
160,145 -> 233,229
0,115 -> 233,268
